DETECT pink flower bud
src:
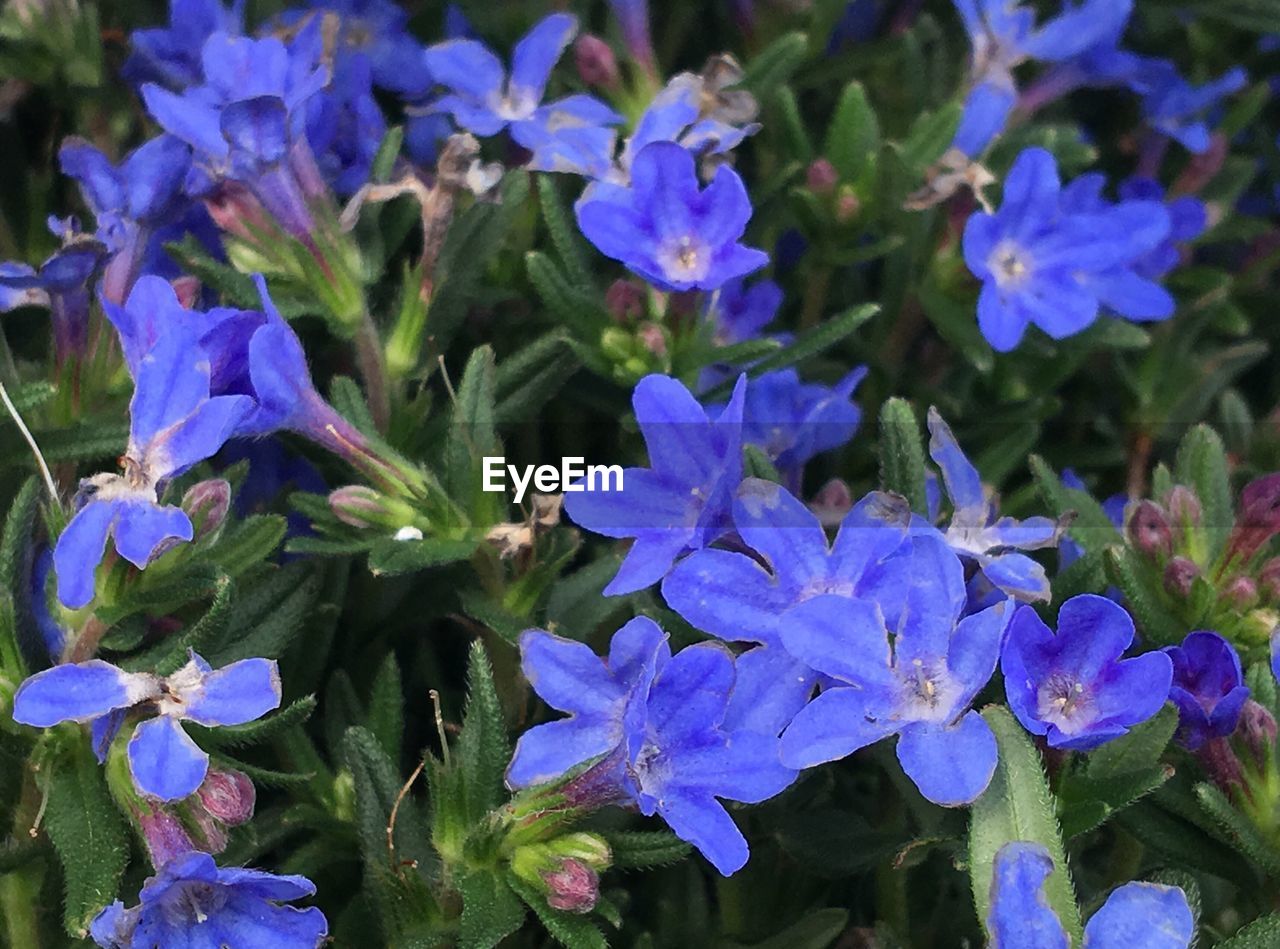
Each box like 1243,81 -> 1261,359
835,189 -> 861,223
1127,500 -> 1173,559
1222,576 -> 1260,611
1239,699 -> 1278,770
806,158 -> 839,195
605,280 -> 646,324
638,322 -> 667,357
171,276 -> 202,309
182,479 -> 231,540
1164,485 -> 1202,532
1259,558 -> 1280,603
574,34 -> 619,89
809,478 -> 853,527
1163,557 -> 1199,597
542,859 -> 599,914
330,485 -> 386,529
138,808 -> 197,867
197,768 -> 256,826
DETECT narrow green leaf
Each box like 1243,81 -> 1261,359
739,31 -> 809,99
603,830 -> 692,869
459,869 -> 526,949
1173,424 -> 1233,560
1103,547 -> 1186,648
194,695 -> 318,750
368,653 -> 405,763
877,398 -> 927,514
537,174 -> 593,287
120,574 -> 235,674
456,639 -> 511,823
43,735 -> 129,937
208,563 -> 321,664
825,81 -> 879,185
1194,782 -> 1280,876
367,536 -> 478,577
1217,913 -> 1280,948
969,706 -> 1081,944
1087,704 -> 1178,778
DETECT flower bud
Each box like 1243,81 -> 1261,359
1164,485 -> 1202,532
810,478 -> 853,527
605,279 -> 646,323
638,322 -> 667,357
1196,736 -> 1246,796
1163,556 -> 1200,597
196,768 -> 256,826
1238,699 -> 1277,771
806,158 -> 839,195
330,485 -> 385,529
138,807 -> 198,867
182,479 -> 231,540
835,187 -> 861,223
574,34 -> 619,89
544,859 -> 600,914
1222,575 -> 1260,611
171,275 -> 203,309
1259,557 -> 1280,603
1127,500 -> 1173,559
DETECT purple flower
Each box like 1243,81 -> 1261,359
927,408 -> 1060,602
1164,631 -> 1250,751
283,1 -> 433,98
736,368 -> 867,477
123,0 -> 245,90
423,14 -> 622,177
1001,595 -> 1173,751
952,0 -> 1134,155
662,478 -> 912,734
962,147 -> 1175,351
52,315 -> 253,609
59,134 -> 215,303
563,373 -> 746,596
779,535 -> 1012,805
706,278 -> 782,345
13,651 -> 280,801
576,141 -> 767,292
607,0 -> 655,74
987,842 -> 1193,948
89,851 -> 326,948
507,617 -> 796,875
1130,61 -> 1247,155
0,241 -> 105,365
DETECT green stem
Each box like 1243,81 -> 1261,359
354,315 -> 392,435
2,775 -> 45,949
799,264 -> 833,330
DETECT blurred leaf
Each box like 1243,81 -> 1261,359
878,397 -> 927,514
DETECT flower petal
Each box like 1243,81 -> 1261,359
779,686 -> 899,768
128,716 -> 210,801
987,842 -> 1069,949
1082,881 -> 1194,949
896,713 -> 997,806
13,660 -> 158,727
180,656 -> 282,726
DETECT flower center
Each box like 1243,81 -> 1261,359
989,239 -> 1032,288
658,236 -> 711,284
898,658 -> 960,722
163,881 -> 226,926
1036,675 -> 1091,732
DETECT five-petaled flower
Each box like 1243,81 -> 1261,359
424,13 -> 622,177
1001,594 -> 1173,750
508,617 -> 796,875
962,147 -> 1175,351
563,373 -> 746,596
90,851 -> 327,948
779,535 -> 1012,806
13,652 -> 280,801
575,141 -> 768,292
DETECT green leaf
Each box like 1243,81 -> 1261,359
525,250 -> 609,338
507,874 -> 607,949
367,536 -> 478,577
455,639 -> 511,823
445,345 -> 500,517
0,477 -> 40,677
969,706 -> 1081,944
736,908 -> 849,949
458,588 -> 527,645
743,444 -> 782,483
897,102 -> 962,173
493,333 -> 579,426
210,563 -> 321,664
459,869 -> 526,949
43,735 -> 129,937
1027,455 -> 1120,543
1218,913 -> 1280,948
603,830 -> 693,869
1086,704 -> 1178,778
739,31 -> 809,99
119,574 -> 235,674
1103,547 -> 1186,648
195,695 -> 318,750
545,555 -> 629,637
877,398 -> 927,514
825,81 -> 879,187
1058,765 -> 1172,839
1173,424 -> 1233,560
193,514 -> 288,577
368,653 -> 405,763
1194,781 -> 1280,876
537,174 -> 593,287
329,375 -> 378,438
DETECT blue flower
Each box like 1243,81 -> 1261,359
706,278 -> 782,345
962,147 -> 1175,351
576,141 -> 768,292
563,373 -> 746,596
1002,595 -> 1173,751
0,241 -> 105,365
1164,631 -> 1250,751
607,0 -> 656,75
13,651 -> 280,801
424,14 -> 622,177
283,1 -> 433,98
507,617 -> 796,875
1129,61 -> 1247,155
52,316 -> 253,609
59,134 -> 215,303
987,842 -> 1193,948
927,408 -> 1061,602
737,368 -> 867,478
123,0 -> 245,90
779,535 -> 1012,805
662,478 -> 913,734
89,851 -> 326,948
952,0 -> 1134,155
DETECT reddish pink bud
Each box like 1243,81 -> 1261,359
638,322 -> 667,357
1164,485 -> 1202,531
806,158 -> 839,195
183,479 -> 231,539
605,280 -> 646,323
1222,576 -> 1259,611
574,34 -> 619,89
1163,557 -> 1200,597
197,768 -> 256,826
1127,500 -> 1173,559
1259,558 -> 1280,603
138,808 -> 197,867
542,859 -> 599,914
835,189 -> 861,223
330,485 -> 385,529
171,276 -> 202,309
1225,473 -> 1280,567
810,478 -> 853,527
1239,699 -> 1278,770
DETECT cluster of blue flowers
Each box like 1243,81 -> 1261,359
0,0 -> 1274,945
